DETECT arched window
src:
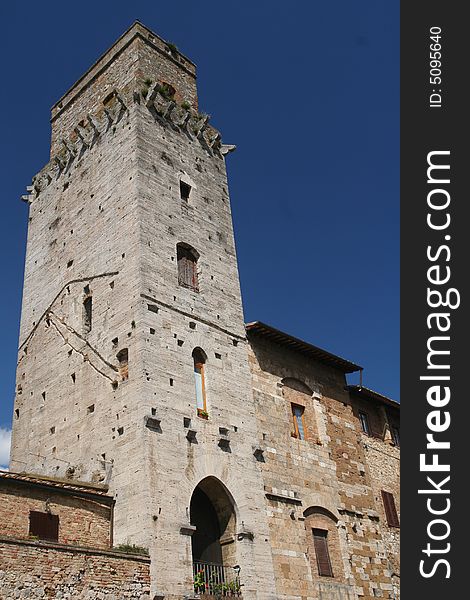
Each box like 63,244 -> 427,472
177,243 -> 199,291
193,348 -> 207,414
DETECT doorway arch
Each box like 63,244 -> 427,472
190,476 -> 237,568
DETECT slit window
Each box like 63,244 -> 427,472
291,404 -> 306,440
312,529 -> 334,577
193,348 -> 207,413
358,411 -> 370,435
180,180 -> 191,201
177,244 -> 199,291
117,348 -> 129,380
29,511 -> 59,542
83,296 -> 92,333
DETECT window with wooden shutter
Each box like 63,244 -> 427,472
177,244 -> 199,291
29,511 -> 59,541
381,490 -> 400,528
312,528 -> 334,577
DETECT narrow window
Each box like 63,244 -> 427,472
391,425 -> 400,447
312,529 -> 334,577
193,348 -> 207,414
29,511 -> 59,542
83,296 -> 92,333
117,348 -> 129,380
291,404 -> 306,440
177,244 -> 199,291
381,491 -> 400,528
180,180 -> 191,201
358,411 -> 370,435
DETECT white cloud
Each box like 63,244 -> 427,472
0,428 -> 11,469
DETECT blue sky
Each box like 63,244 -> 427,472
0,1 -> 399,461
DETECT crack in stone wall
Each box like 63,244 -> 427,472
19,271 -> 119,352
47,311 -> 118,384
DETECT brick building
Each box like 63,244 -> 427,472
0,471 -> 150,598
5,21 -> 399,600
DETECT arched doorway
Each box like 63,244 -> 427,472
190,477 -> 240,595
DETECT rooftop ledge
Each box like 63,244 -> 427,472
51,20 -> 197,121
246,321 -> 362,374
0,470 -> 113,502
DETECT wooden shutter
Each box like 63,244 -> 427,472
29,511 -> 59,541
381,491 -> 400,527
312,529 -> 333,577
178,247 -> 199,291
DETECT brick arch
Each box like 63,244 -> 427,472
304,506 -> 345,584
281,377 -> 313,396
303,506 -> 338,522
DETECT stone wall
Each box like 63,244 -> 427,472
50,21 -> 197,156
247,334 -> 399,600
0,537 -> 150,599
362,436 -> 400,595
348,392 -> 400,585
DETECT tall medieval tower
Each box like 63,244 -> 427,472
10,22 -> 277,599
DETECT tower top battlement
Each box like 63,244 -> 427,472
50,21 -> 198,156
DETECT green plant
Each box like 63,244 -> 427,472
197,408 -> 209,419
181,100 -> 191,110
227,579 -> 241,593
144,78 -> 153,86
158,83 -> 175,100
113,543 -> 149,556
209,579 -> 241,597
193,570 -> 206,593
167,42 -> 179,55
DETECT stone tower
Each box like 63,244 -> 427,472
10,22 -> 277,599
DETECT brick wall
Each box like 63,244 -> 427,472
0,479 -> 112,549
0,537 -> 150,599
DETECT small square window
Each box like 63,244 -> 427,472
180,181 -> 191,201
29,511 -> 59,542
